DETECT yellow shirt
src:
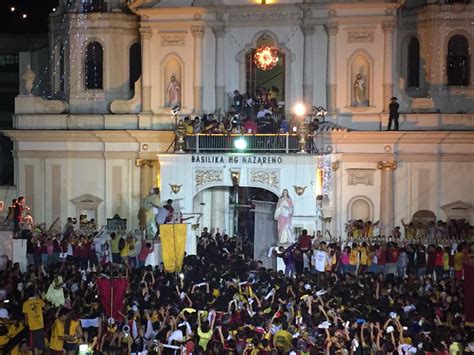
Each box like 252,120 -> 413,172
50,319 -> 65,351
22,297 -> 45,330
349,249 -> 358,265
120,245 -> 129,258
360,247 -> 369,265
454,252 -> 463,271
110,238 -> 120,254
66,319 -> 80,344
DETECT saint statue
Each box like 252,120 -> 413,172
274,189 -> 294,244
353,73 -> 368,106
167,74 -> 181,107
22,65 -> 36,96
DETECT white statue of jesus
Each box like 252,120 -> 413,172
167,75 -> 181,107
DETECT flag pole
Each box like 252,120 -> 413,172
110,280 -> 114,318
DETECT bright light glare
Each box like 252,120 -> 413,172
22,14 -> 27,19
294,103 -> 306,117
10,7 -> 15,12
234,137 -> 247,150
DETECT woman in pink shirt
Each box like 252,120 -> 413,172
340,246 -> 350,274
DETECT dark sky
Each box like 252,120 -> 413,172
0,0 -> 58,33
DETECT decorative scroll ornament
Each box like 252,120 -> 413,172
250,170 -> 279,189
293,185 -> 307,196
169,184 -> 182,194
253,46 -> 279,71
195,169 -> 223,187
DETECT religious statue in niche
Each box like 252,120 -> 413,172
166,74 -> 181,107
22,65 -> 36,96
353,73 -> 369,106
274,189 -> 294,244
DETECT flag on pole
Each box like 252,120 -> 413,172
160,223 -> 187,272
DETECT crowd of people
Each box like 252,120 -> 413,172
0,216 -> 472,355
177,87 -> 321,136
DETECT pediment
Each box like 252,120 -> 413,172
441,200 -> 473,213
71,194 -> 103,205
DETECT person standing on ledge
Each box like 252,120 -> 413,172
387,96 -> 400,131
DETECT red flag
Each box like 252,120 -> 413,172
97,278 -> 128,320
465,264 -> 474,326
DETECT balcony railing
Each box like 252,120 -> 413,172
184,134 -> 303,153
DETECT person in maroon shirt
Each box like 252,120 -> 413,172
243,117 -> 258,134
74,235 -> 90,271
298,229 -> 313,253
13,196 -> 26,238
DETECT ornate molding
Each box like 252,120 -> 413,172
135,159 -> 158,168
331,161 -> 340,171
382,21 -> 395,34
160,33 -> 186,47
301,24 -> 315,37
377,161 -> 397,171
195,169 -> 223,187
346,168 -> 375,186
139,26 -> 152,39
212,26 -> 226,38
249,169 -> 280,190
325,23 -> 339,36
191,25 -> 205,39
346,30 -> 374,43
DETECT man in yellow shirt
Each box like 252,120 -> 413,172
273,321 -> 292,353
49,309 -> 71,355
22,289 -> 46,354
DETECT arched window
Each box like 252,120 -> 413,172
85,42 -> 103,90
129,42 -> 141,91
447,34 -> 470,86
407,37 -> 420,88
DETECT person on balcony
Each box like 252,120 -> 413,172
193,117 -> 202,133
256,105 -> 273,119
279,116 -> 289,133
233,90 -> 243,114
243,117 -> 258,134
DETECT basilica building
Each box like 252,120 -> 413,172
2,0 -> 473,256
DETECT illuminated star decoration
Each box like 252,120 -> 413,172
253,46 -> 279,71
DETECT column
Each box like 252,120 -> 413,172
302,24 -> 315,108
211,187 -> 226,233
213,26 -> 226,113
139,26 -> 152,113
382,21 -> 395,113
378,161 -> 397,236
137,159 -> 157,202
191,25 -> 205,114
325,23 -> 338,113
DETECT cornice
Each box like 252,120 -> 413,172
3,130 -> 175,144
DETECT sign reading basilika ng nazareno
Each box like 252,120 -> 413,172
191,155 -> 283,165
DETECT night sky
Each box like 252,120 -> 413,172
0,0 -> 58,33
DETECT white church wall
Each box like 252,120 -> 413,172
336,24 -> 385,114
312,26 -> 327,109
338,161 -> 381,237
394,161 -> 474,224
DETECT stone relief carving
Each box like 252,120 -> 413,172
161,33 -> 186,47
347,30 -> 374,43
250,169 -> 280,190
195,169 -> 223,187
347,169 -> 375,186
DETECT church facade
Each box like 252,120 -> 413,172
2,0 -> 474,249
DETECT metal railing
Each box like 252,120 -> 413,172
184,134 -> 302,153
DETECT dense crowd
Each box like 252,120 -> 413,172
177,87 -> 322,136
0,218 -> 472,355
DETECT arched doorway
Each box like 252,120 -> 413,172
245,33 -> 286,108
192,185 -> 278,264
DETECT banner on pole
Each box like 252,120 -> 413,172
160,223 -> 187,272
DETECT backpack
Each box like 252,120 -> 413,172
118,237 -> 126,251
